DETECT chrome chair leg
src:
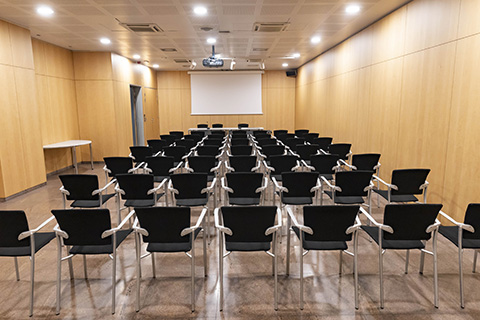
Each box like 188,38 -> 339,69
459,248 -> 465,308
14,257 -> 20,281
405,249 -> 410,274
29,254 -> 35,317
339,251 -> 343,275
473,250 -> 478,273
433,231 -> 438,308
273,232 -> 278,311
286,215 -> 291,276
354,230 -> 359,310
420,249 -> 425,274
83,255 -> 88,279
191,238 -> 195,312
56,237 -> 62,315
151,253 -> 156,278
219,230 -> 224,311
67,246 -> 74,279
111,240 -> 117,314
299,230 -> 304,310
135,232 -> 141,312
379,235 -> 384,309
203,221 -> 207,277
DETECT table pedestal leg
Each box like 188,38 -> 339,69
89,143 -> 94,170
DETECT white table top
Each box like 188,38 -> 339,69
189,127 -> 264,131
43,140 -> 92,149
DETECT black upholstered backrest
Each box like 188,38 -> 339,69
310,154 -> 340,175
129,146 -> 153,162
261,145 -> 285,157
59,174 -> 99,200
170,131 -> 184,139
277,133 -> 295,143
197,145 -> 220,156
313,137 -> 333,150
230,138 -> 250,146
257,138 -> 277,147
52,209 -> 112,246
135,207 -> 191,244
0,210 -> 30,247
147,139 -> 167,153
188,156 -> 216,174
209,132 -> 225,138
352,153 -> 381,171
175,139 -> 195,150
197,124 -> 208,128
296,144 -> 320,161
238,123 -> 249,128
160,134 -> 175,145
230,145 -> 252,156
383,204 -> 442,241
116,174 -> 154,200
295,129 -> 309,137
463,204 -> 480,239
163,146 -> 187,162
212,123 -> 223,128
303,205 -> 359,242
145,156 -> 174,177
226,172 -> 263,198
328,143 -> 351,160
286,138 -> 305,151
104,157 -> 133,178
203,138 -> 223,147
221,206 -> 277,243
391,169 -> 430,195
305,133 -> 319,143
273,129 -> 288,137
231,131 -> 247,137
184,134 -> 202,143
253,130 -> 269,137
269,155 -> 298,174
281,172 -> 319,198
335,171 -> 373,197
170,173 -> 207,200
229,155 -> 257,172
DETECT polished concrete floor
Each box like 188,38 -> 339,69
0,163 -> 479,319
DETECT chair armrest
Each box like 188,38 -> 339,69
143,166 -> 153,174
211,160 -> 222,172
292,160 -> 302,172
272,177 -> 288,193
346,214 -> 362,235
92,179 -> 116,196
420,180 -> 429,190
255,177 -> 269,193
263,160 -> 274,172
439,211 -> 474,233
359,207 -> 393,233
184,166 -> 194,173
202,177 -> 217,194
147,178 -> 167,195
224,162 -> 235,172
18,216 -> 56,241
103,165 -> 112,174
167,179 -> 179,195
339,159 -> 356,170
102,209 -> 135,238
321,176 -> 342,192
373,162 -> 381,170
169,161 -> 184,173
426,219 -> 442,233
319,149 -> 328,155
216,150 -> 225,159
266,207 -> 283,236
59,186 -> 70,196
363,181 -> 375,192
286,206 -> 313,234
214,208 -> 233,236
181,207 -> 208,236
310,178 -> 323,192
182,150 -> 194,160
53,224 -> 69,239
115,184 -> 125,196
301,160 -> 316,171
221,177 -> 234,193
251,161 -> 261,172
132,217 -> 149,236
372,175 -> 398,190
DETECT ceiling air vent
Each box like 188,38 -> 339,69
174,59 -> 190,63
219,30 -> 230,34
247,58 -> 263,63
120,23 -> 163,33
253,22 -> 289,32
160,48 -> 177,52
253,48 -> 268,52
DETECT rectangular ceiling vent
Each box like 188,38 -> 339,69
253,48 -> 268,52
160,48 -> 177,52
247,58 -> 263,63
174,59 -> 190,63
219,30 -> 231,34
120,23 -> 163,33
253,22 -> 289,32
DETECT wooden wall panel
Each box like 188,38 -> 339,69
457,0 -> 480,38
8,23 -> 34,69
144,88 -> 159,142
0,20 -> 12,65
73,52 -> 112,80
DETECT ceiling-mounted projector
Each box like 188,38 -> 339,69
203,45 -> 224,67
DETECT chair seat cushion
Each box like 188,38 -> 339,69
229,197 -> 261,206
146,229 -> 202,252
0,232 -> 55,257
439,226 -> 480,249
69,229 -> 132,255
226,241 -> 271,252
281,195 -> 313,205
176,198 -> 208,207
71,193 -> 116,208
125,199 -> 156,207
361,226 -> 425,249
292,227 -> 347,251
373,190 -> 419,203
323,191 -> 365,204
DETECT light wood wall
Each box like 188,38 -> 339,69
295,0 -> 480,221
0,21 -> 46,199
157,71 -> 295,134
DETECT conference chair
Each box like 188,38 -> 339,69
313,137 -> 333,151
163,145 -> 188,166
215,206 -> 282,310
295,144 -> 320,165
197,145 -> 222,157
438,204 -> 480,308
373,169 -> 430,204
277,133 -> 295,144
225,155 -> 260,173
321,171 -> 374,209
169,131 -> 184,139
285,137 -> 305,152
197,123 -> 209,128
264,155 -> 301,182
145,156 -> 181,182
230,145 -> 253,156
222,172 -> 267,205
273,129 -> 288,137
203,138 -> 224,148
273,172 -> 320,207
237,123 -> 249,128
231,130 -> 248,137
129,146 -> 153,166
259,145 -> 285,160
184,134 -> 203,144
286,205 -> 361,309
307,154 -> 341,181
147,139 -> 167,154
305,132 -> 319,143
103,156 -> 133,183
160,134 -> 175,145
349,153 -> 381,173
133,207 -> 207,312
187,156 -> 222,184
59,174 -> 116,209
294,129 -> 309,137
212,123 -> 223,128
175,139 -> 196,151
230,138 -> 250,146
0,211 -> 55,316
328,143 -> 352,161
255,138 -> 278,148
252,130 -> 269,137
52,208 -> 134,315
361,204 -> 442,308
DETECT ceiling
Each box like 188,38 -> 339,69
0,0 -> 411,71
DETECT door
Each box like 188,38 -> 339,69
143,87 -> 159,144
130,85 -> 144,146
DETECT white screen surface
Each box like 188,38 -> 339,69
190,72 -> 262,115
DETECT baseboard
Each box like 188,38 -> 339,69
0,182 -> 47,202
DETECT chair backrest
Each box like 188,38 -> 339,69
163,146 -> 187,162
160,134 -> 175,145
169,131 -> 184,139
286,138 -> 305,151
52,209 -> 112,246
281,172 -> 319,198
212,123 -> 223,128
209,132 -> 225,139
313,137 -> 333,150
463,204 -> 480,239
197,145 -> 220,156
229,155 -> 257,172
197,124 -> 208,128
295,129 -> 309,137
238,123 -> 249,128
277,133 -> 295,143
221,206 -> 277,244
188,156 -> 216,174
383,204 -> 442,241
145,156 -> 174,177
303,205 -> 359,242
335,171 -> 373,197
261,145 -> 285,157
130,146 -> 153,162
391,169 -> 430,195
104,157 -> 133,178
116,174 -> 154,200
310,154 -> 340,175
273,129 -> 288,137
230,145 -> 252,156
231,131 -> 247,137
0,210 -> 30,247
269,155 -> 298,175
175,139 -> 195,150
226,172 -> 263,199
257,138 -> 277,147
253,130 -> 269,137
147,139 -> 167,154
296,144 -> 320,161
135,207 -> 191,244
184,134 -> 202,143
230,138 -> 250,146
203,139 -> 223,147
59,174 -> 99,200
305,133 -> 319,143
170,173 -> 208,200
328,143 -> 351,160
352,153 -> 381,171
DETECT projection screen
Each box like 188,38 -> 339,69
190,72 -> 263,115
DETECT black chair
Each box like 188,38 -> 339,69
145,156 -> 179,184
294,129 -> 309,137
59,174 -> 116,209
129,146 -> 153,165
230,145 -> 252,156
313,137 -> 333,151
321,170 -> 374,207
274,172 -> 320,207
295,144 -> 320,164
169,131 -> 184,139
308,154 -> 340,180
273,129 -> 288,137
115,174 -> 164,223
265,155 -> 300,182
226,155 -> 259,173
222,172 -> 267,205
438,204 -> 480,308
361,204 -> 442,308
230,138 -> 250,146
286,137 -> 305,152
0,211 -> 55,316
52,208 -> 133,315
348,153 -> 381,173
253,130 -> 269,137
163,145 -> 187,165
203,138 -> 223,148
187,156 -> 221,181
286,205 -> 361,309
305,132 -> 319,143
259,145 -> 285,159
215,206 -> 281,310
212,123 -> 223,128
231,130 -> 247,137
175,139 -> 196,151
184,134 -> 203,144
103,156 -> 133,183
373,168 -> 430,204
197,145 -> 222,157
160,134 -> 175,145
277,133 -> 295,144
197,123 -> 209,128
238,123 -> 249,128
133,206 -> 207,312
256,138 -> 277,147
147,139 -> 167,154
328,143 -> 352,161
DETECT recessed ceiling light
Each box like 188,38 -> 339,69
37,6 -> 54,17
282,63 -> 288,67
100,37 -> 111,45
346,4 -> 361,14
207,38 -> 216,44
292,53 -> 300,58
194,6 -> 207,15
311,36 -> 321,44
133,54 -> 140,60
153,64 -> 159,68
